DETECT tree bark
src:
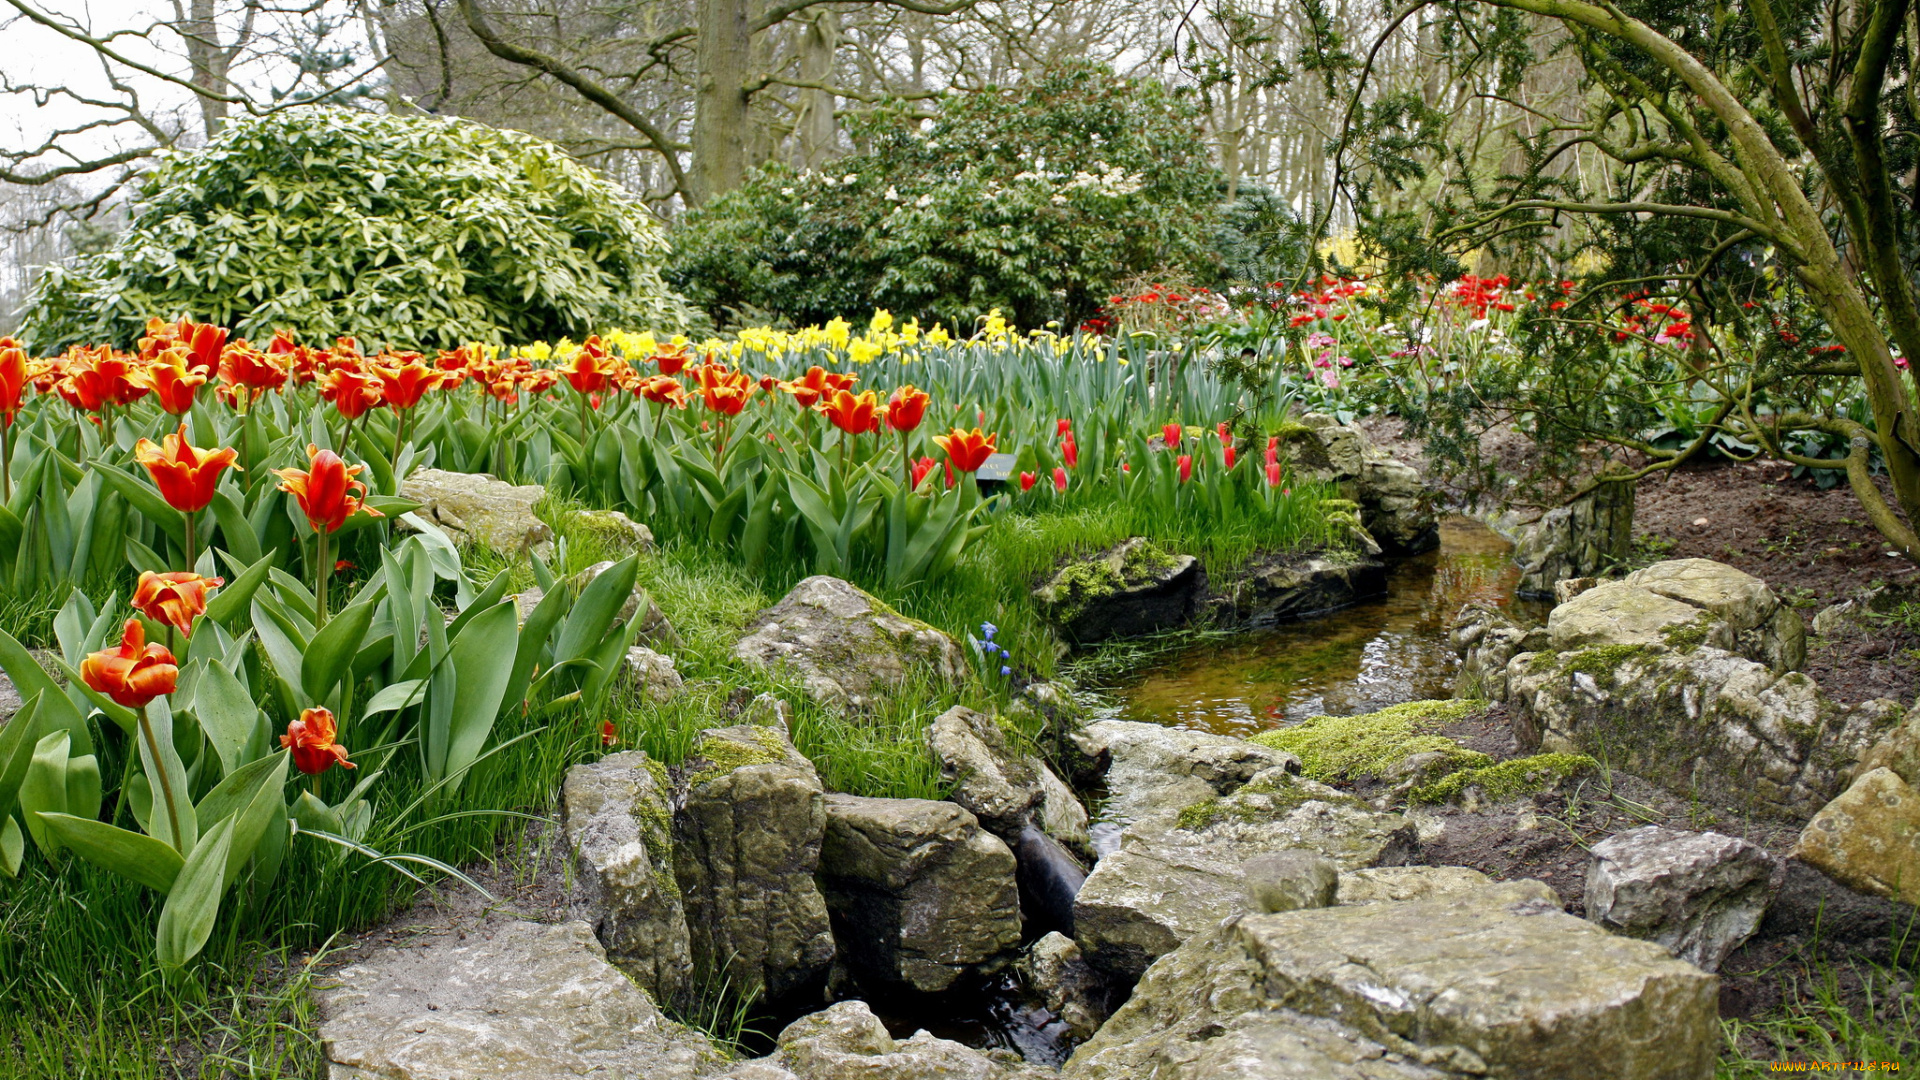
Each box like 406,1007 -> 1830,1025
694,0 -> 754,201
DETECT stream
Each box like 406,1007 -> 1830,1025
874,516 -> 1545,1064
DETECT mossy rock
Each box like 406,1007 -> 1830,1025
1411,752 -> 1599,805
1034,537 -> 1204,644
1249,700 -> 1491,785
684,725 -> 794,788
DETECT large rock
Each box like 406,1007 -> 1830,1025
1033,537 -> 1206,643
928,705 -> 1090,853
562,752 -> 692,1005
1017,933 -> 1110,1042
624,646 -> 684,703
1793,767 -> 1920,906
570,507 -> 656,552
1449,602 -> 1549,700
733,576 -> 965,710
770,1000 -> 1047,1080
818,794 -> 1021,994
1546,559 -> 1806,672
1502,642 -> 1901,820
1336,865 -> 1493,905
1278,414 -> 1439,555
315,918 -> 722,1080
1075,763 -> 1413,982
400,468 -> 553,554
1213,551 -> 1389,629
1511,476 -> 1635,598
1063,880 -> 1719,1080
674,724 -> 835,1007
1583,825 -> 1775,972
1081,719 -> 1298,828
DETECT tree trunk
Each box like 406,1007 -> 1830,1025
693,0 -> 753,202
181,0 -> 232,136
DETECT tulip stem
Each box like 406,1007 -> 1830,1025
315,530 -> 331,628
183,509 -> 198,573
137,703 -> 186,852
0,423 -> 10,503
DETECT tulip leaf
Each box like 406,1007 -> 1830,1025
37,813 -> 185,895
302,599 -> 375,704
133,698 -> 198,855
92,466 -> 187,534
208,751 -> 290,890
49,657 -> 139,737
124,536 -> 169,576
64,753 -> 101,823
208,490 -> 263,566
0,693 -> 44,821
444,570 -> 512,640
554,555 -> 636,668
203,551 -> 277,631
18,730 -> 69,854
362,679 -> 427,717
501,577 -> 568,724
250,598 -> 311,711
155,815 -> 234,972
0,506 -> 21,556
0,816 -> 22,877
439,601 -> 518,799
192,661 -> 261,777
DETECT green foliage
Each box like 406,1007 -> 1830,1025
668,62 -> 1225,330
1249,699 -> 1491,782
1410,752 -> 1598,805
23,109 -> 694,351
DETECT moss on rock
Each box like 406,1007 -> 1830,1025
1411,752 -> 1598,805
1563,644 -> 1652,678
1248,700 -> 1491,783
685,727 -> 791,788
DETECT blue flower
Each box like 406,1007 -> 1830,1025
1000,665 -> 1012,676
981,622 -> 998,640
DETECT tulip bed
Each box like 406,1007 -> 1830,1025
0,314 -> 1352,1074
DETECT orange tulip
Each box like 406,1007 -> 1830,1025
217,344 -> 288,401
693,363 -> 756,417
81,618 -> 178,709
933,427 -> 996,473
134,424 -> 240,513
562,338 -> 623,395
371,354 -> 446,412
60,346 -> 148,411
911,456 -> 936,489
653,345 -> 689,377
275,444 -> 382,535
824,371 -> 858,394
821,389 -> 880,435
182,321 -> 228,377
779,366 -> 834,409
281,707 -> 355,775
321,366 -> 385,420
137,349 -> 207,414
885,385 -> 930,432
132,571 -> 224,638
0,338 -> 26,428
637,374 -> 689,408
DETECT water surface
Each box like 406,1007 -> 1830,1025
1106,517 -> 1546,735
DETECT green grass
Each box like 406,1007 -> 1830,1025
1716,934 -> 1918,1077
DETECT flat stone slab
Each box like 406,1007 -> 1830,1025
399,468 -> 553,554
314,918 -> 722,1080
732,576 -> 964,710
1795,767 -> 1920,906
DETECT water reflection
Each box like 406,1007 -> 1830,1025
1111,517 -> 1546,735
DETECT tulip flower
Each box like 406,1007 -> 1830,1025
1217,421 -> 1232,446
0,338 -> 25,501
637,374 -> 689,408
934,427 -> 996,473
885,386 -> 930,432
182,321 -> 228,377
1177,454 -> 1193,483
653,345 -> 689,377
601,719 -> 619,747
1267,461 -> 1284,487
779,366 -> 834,409
282,707 -> 356,779
1061,434 -> 1079,469
372,354 -> 447,412
910,456 -> 937,489
1053,467 -> 1068,492
1057,418 -> 1072,437
694,364 -> 756,417
322,366 -> 385,422
217,344 -> 288,409
134,425 -> 239,515
81,618 -> 178,710
822,389 -> 880,436
1162,421 -> 1183,447
132,571 -> 223,639
1019,471 -> 1037,492
276,444 -> 383,625
86,618 -> 187,845
1224,446 -> 1237,469
562,338 -> 622,395
138,349 -> 207,415
1265,435 -> 1281,469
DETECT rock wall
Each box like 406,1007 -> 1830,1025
1510,475 -> 1635,598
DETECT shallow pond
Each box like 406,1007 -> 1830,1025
1106,516 -> 1547,735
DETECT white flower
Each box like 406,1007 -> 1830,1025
1051,194 -> 1068,205
915,194 -> 933,208
842,173 -> 858,184
780,187 -> 795,196
1466,318 -> 1490,332
884,186 -> 900,201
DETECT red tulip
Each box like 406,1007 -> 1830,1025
1217,421 -> 1232,446
693,364 -> 756,417
1224,446 -> 1237,469
372,355 -> 448,412
281,707 -> 355,776
933,427 -> 996,473
322,367 -> 385,420
653,345 -> 689,377
601,719 -> 619,747
911,456 -> 936,489
1162,422 -> 1182,447
81,618 -> 178,709
132,571 -> 223,638
138,350 -> 206,415
1057,418 -> 1072,437
182,321 -> 228,377
1061,434 -> 1079,469
217,344 -> 288,401
886,385 -> 931,432
134,425 -> 240,514
779,366 -> 834,409
637,375 -> 689,408
1053,467 -> 1068,492
1177,454 -> 1193,483
275,444 -> 383,535
1019,471 -> 1037,492
562,338 -> 623,395
1267,461 -> 1283,487
1265,435 -> 1281,469
822,389 -> 881,435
